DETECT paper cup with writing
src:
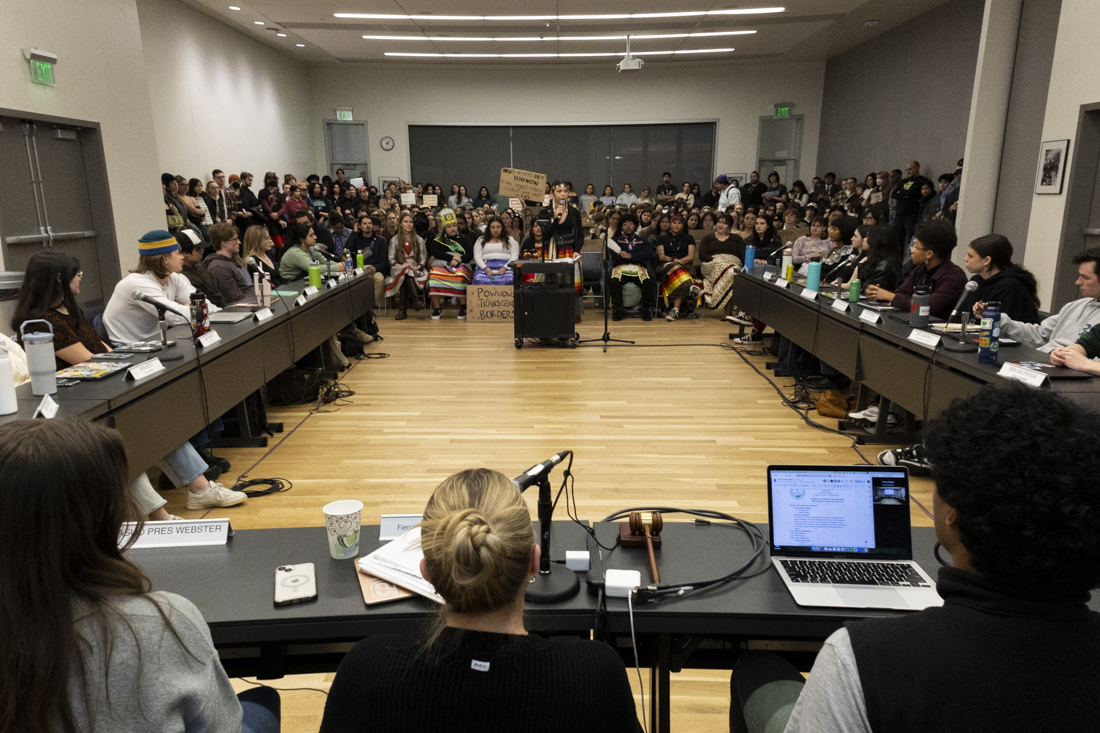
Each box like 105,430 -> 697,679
323,500 -> 363,560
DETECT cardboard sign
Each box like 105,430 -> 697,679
509,197 -> 524,212
498,167 -> 547,202
423,194 -> 438,206
400,192 -> 417,205
120,518 -> 231,549
467,284 -> 514,323
349,177 -> 364,188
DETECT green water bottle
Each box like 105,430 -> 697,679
308,261 -> 322,290
849,278 -> 860,302
356,252 -> 365,269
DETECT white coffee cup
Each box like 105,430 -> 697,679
323,499 -> 363,560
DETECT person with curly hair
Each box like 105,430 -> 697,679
729,385 -> 1100,733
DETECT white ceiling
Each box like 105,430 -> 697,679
181,0 -> 953,65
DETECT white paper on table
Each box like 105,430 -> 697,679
358,526 -> 443,604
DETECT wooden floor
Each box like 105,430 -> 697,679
163,306 -> 932,732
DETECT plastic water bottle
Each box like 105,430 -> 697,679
356,252 -> 365,269
20,320 -> 56,396
978,301 -> 1001,364
805,261 -> 821,292
743,244 -> 755,273
308,261 -> 322,290
344,250 -> 354,275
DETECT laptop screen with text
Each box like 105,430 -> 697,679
768,466 -> 912,558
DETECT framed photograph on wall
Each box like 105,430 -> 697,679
1035,139 -> 1070,194
726,173 -> 748,189
377,176 -> 402,192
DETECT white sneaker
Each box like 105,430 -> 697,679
849,405 -> 880,422
186,481 -> 247,510
665,307 -> 679,322
729,311 -> 754,326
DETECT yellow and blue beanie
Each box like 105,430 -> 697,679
138,230 -> 180,256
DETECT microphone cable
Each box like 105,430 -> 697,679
627,592 -> 649,733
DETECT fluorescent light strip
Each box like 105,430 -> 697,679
384,48 -> 734,58
361,30 -> 755,42
338,8 -> 783,21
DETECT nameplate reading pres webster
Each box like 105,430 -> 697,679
126,358 -> 165,380
254,307 -> 273,322
859,309 -> 883,324
379,514 -> 424,541
303,285 -> 320,296
775,278 -> 790,289
34,394 -> 58,419
907,329 -> 942,349
998,362 -> 1050,388
799,288 -> 819,301
119,518 -> 232,549
197,331 -> 222,348
831,298 -> 850,313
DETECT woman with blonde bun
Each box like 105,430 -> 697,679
319,468 -> 641,733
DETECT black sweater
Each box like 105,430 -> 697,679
958,268 -> 1040,324
848,568 -> 1100,733
319,629 -> 641,733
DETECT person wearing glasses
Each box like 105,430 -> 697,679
204,222 -> 254,304
864,220 -> 966,319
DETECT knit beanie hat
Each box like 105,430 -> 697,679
139,230 -> 180,256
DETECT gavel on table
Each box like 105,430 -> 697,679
628,511 -> 664,584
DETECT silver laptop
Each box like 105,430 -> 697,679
767,465 -> 942,611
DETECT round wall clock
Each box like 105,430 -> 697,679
380,136 -> 395,151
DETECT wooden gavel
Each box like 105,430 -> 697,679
629,511 -> 664,583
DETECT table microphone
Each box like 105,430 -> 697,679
512,450 -> 571,492
132,291 -> 188,319
823,251 -> 859,281
948,280 -> 980,323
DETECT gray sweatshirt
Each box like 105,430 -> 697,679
999,297 -> 1100,352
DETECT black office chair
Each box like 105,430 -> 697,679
580,251 -> 604,308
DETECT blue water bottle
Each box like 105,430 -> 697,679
743,244 -> 755,273
978,301 -> 1001,364
805,260 -> 822,292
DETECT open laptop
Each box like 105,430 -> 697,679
768,465 -> 942,611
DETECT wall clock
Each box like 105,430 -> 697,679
380,136 -> 395,151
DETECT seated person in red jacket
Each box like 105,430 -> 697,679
864,219 -> 967,319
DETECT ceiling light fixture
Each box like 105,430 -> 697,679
254,21 -> 264,25
339,8 -> 783,21
277,33 -> 286,37
383,47 -> 734,59
361,30 -> 755,42
296,43 -> 305,47
229,5 -> 240,10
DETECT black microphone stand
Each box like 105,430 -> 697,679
520,470 -> 580,603
578,229 -> 634,352
146,301 -> 185,361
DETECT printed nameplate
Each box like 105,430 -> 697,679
775,278 -> 790,289
254,307 -> 273,322
126,358 -> 165,381
303,286 -> 319,296
326,278 -> 339,289
831,298 -> 850,313
197,331 -> 222,348
295,294 -> 307,306
355,267 -> 364,277
998,362 -> 1049,388
380,513 -> 424,541
763,272 -> 775,282
34,394 -> 58,419
907,329 -> 942,348
859,309 -> 883,324
799,288 -> 819,301
120,518 -> 232,549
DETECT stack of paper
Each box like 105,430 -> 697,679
357,527 -> 443,604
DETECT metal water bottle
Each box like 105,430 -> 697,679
978,301 -> 1001,364
743,244 -> 755,272
19,320 -> 56,395
189,292 -> 210,338
805,260 -> 821,292
262,273 -> 272,308
910,285 -> 931,328
308,261 -> 322,290
0,346 -> 18,415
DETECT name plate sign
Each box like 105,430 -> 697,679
197,331 -> 222,348
831,299 -> 850,313
326,278 -> 339,289
799,288 -> 819,301
303,286 -> 319,296
379,513 -> 424,541
120,518 -> 232,549
34,394 -> 58,419
859,309 -> 882,324
355,267 -> 364,277
254,307 -> 273,322
763,272 -> 775,282
295,294 -> 307,306
775,278 -> 790,289
998,362 -> 1049,388
907,329 -> 942,349
126,358 -> 165,381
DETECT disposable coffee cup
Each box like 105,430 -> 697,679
323,500 -> 363,560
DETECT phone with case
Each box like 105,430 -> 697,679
274,563 -> 318,607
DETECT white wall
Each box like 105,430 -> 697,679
1023,0 -> 1099,309
136,0 -> 315,183
0,0 -> 163,270
308,60 -> 825,190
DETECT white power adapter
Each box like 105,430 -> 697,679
605,569 -> 642,598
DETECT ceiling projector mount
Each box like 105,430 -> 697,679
617,38 -> 643,72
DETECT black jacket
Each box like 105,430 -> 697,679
182,262 -> 229,308
958,268 -> 1040,324
346,232 -> 390,276
891,175 -> 933,217
609,233 -> 654,268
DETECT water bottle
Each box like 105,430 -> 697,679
849,278 -> 861,302
743,244 -> 755,273
978,301 -> 1001,364
356,252 -> 365,269
781,252 -> 794,281
262,272 -> 272,308
910,285 -> 931,328
0,346 -> 18,415
344,250 -> 354,274
189,292 -> 210,338
252,271 -> 261,304
19,320 -> 56,396
308,261 -> 322,290
805,260 -> 821,292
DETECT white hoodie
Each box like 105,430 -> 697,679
998,297 -> 1100,352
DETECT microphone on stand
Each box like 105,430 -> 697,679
510,449 -> 579,604
512,450 -> 572,492
131,292 -> 186,360
948,280 -> 980,323
941,281 -> 981,353
823,251 -> 860,282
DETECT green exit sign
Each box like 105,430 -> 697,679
29,59 -> 55,86
775,106 -> 790,118
336,110 -> 353,121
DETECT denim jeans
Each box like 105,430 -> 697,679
157,442 -> 209,488
729,651 -> 806,733
239,686 -> 281,733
